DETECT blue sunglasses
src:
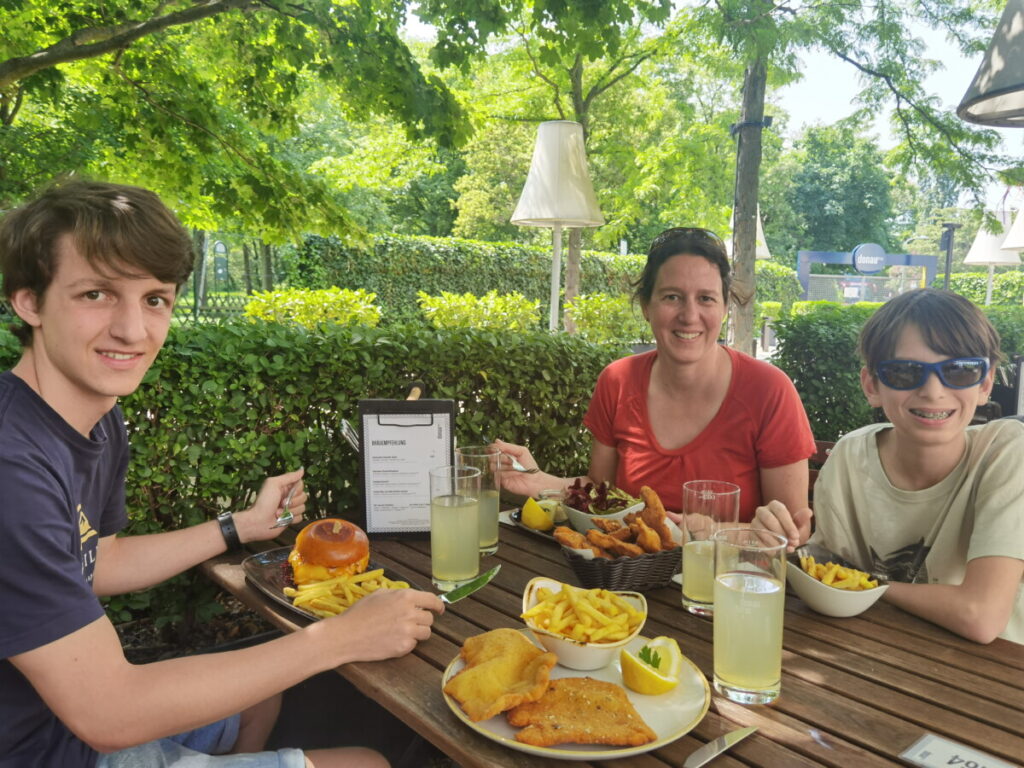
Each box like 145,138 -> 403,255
875,357 -> 990,390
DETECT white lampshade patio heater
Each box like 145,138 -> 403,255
726,206 -> 772,260
963,210 -> 1022,304
511,121 -> 604,331
957,0 -> 1024,126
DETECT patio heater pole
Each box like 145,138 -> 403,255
940,222 -> 961,289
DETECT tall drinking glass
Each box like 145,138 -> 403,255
680,480 -> 740,616
455,445 -> 501,556
712,527 -> 787,705
429,465 -> 481,591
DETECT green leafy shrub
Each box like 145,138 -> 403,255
986,306 -> 1024,362
417,290 -> 540,330
949,271 -> 1023,306
243,287 -> 381,328
948,273 -> 989,304
288,234 -> 644,325
567,293 -> 652,344
772,302 -> 879,442
755,261 -> 802,310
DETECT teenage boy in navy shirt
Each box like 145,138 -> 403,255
0,180 -> 444,768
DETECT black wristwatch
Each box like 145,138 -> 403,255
217,511 -> 241,551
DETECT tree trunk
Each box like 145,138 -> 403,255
260,242 -> 274,291
564,228 -> 582,333
730,57 -> 767,356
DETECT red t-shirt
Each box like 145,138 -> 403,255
583,347 -> 816,520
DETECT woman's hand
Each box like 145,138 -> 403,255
752,499 -> 812,552
490,439 -> 559,498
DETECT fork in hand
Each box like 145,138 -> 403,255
272,484 -> 299,529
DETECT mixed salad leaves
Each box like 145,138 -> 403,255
563,479 -> 640,515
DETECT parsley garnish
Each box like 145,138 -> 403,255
638,645 -> 662,670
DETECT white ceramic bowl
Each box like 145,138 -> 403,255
565,500 -> 645,533
787,552 -> 889,618
520,576 -> 647,670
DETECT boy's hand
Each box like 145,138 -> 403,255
236,468 -> 307,543
752,499 -> 811,552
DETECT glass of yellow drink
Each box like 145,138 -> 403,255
455,445 -> 501,556
429,465 -> 481,591
680,480 -> 740,615
711,527 -> 787,705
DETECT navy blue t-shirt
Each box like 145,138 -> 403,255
0,371 -> 129,767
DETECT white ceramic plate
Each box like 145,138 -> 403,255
441,631 -> 710,761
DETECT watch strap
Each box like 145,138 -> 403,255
217,511 -> 241,551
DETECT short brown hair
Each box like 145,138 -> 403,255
0,179 -> 195,344
858,289 -> 1002,374
632,227 -> 731,306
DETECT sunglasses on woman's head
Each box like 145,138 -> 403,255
649,227 -> 723,250
875,357 -> 990,390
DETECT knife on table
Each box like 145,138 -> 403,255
683,726 -> 757,768
440,565 -> 501,604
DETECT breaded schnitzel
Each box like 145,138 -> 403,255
443,629 -> 558,722
507,677 -> 657,747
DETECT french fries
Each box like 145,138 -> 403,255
283,568 -> 410,618
799,555 -> 879,591
521,583 -> 645,644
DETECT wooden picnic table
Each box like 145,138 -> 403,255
202,516 -> 1024,768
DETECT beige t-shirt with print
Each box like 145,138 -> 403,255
811,418 -> 1024,644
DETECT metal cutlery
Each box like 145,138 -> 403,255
272,483 -> 299,529
683,726 -> 757,768
440,565 -> 501,604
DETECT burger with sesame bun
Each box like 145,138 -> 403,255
288,518 -> 370,586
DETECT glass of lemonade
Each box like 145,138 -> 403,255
681,480 -> 740,615
429,465 -> 481,591
455,445 -> 501,556
711,527 -> 787,705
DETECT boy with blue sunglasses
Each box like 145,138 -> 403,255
757,288 -> 1023,643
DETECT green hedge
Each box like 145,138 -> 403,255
287,234 -> 644,326
772,301 -> 1024,441
285,234 -> 810,326
948,271 -> 1024,306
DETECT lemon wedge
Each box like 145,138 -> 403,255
521,497 -> 554,531
620,636 -> 682,695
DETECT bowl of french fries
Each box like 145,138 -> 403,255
520,576 -> 647,670
788,544 -> 889,618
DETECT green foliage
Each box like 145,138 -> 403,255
0,1 -> 470,238
289,234 -> 644,325
949,271 -> 1024,307
772,302 -> 879,442
986,307 -> 1024,364
417,290 -> 540,330
783,123 -> 895,252
567,293 -> 653,345
243,288 -> 381,329
754,260 -> 802,309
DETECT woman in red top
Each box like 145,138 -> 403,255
495,227 -> 816,547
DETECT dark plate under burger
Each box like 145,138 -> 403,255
242,548 -> 408,621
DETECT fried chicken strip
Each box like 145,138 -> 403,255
640,485 -> 677,550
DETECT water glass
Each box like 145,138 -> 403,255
429,465 -> 481,591
455,445 -> 501,556
712,527 -> 788,705
680,480 -> 740,615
